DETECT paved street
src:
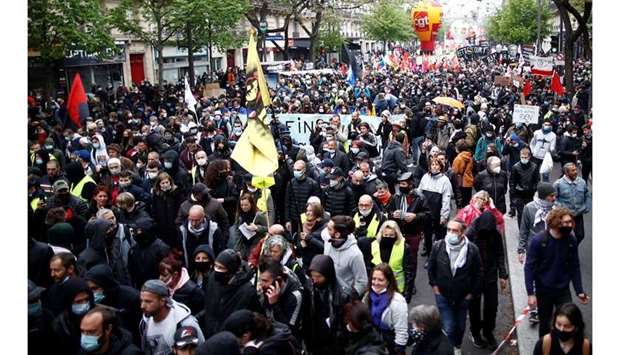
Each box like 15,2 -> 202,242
408,162 -> 591,355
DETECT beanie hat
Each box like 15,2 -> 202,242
215,249 -> 241,273
537,182 -> 556,199
222,310 -> 255,337
141,279 -> 170,298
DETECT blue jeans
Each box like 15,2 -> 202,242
435,293 -> 470,348
411,136 -> 425,165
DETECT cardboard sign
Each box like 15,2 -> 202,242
512,104 -> 540,124
494,75 -> 513,86
202,83 -> 226,99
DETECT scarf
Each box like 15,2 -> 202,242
369,289 -> 390,331
169,268 -> 190,296
445,237 -> 469,276
374,190 -> 392,206
533,197 -> 553,229
188,219 -> 207,235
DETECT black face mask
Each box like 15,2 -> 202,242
56,192 -> 71,203
194,261 -> 211,273
329,238 -> 347,249
213,270 -> 230,284
552,327 -> 575,342
380,237 -> 396,248
559,226 -> 573,237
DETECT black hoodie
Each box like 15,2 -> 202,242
77,327 -> 142,355
85,264 -> 142,343
51,278 -> 94,354
128,221 -> 170,289
465,211 -> 508,282
65,161 -> 97,201
161,149 -> 191,193
302,255 -> 350,353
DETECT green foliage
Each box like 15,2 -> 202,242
318,10 -> 345,52
486,0 -> 553,45
28,0 -> 117,63
361,0 -> 414,44
109,0 -> 181,49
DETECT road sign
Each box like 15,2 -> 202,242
512,104 -> 540,124
266,35 -> 283,41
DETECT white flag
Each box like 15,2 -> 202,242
184,76 -> 197,115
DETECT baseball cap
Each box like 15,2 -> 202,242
174,326 -> 200,348
53,179 -> 70,192
76,150 -> 91,162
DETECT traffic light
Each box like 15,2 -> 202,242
550,35 -> 559,52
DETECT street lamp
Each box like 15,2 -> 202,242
259,21 -> 268,61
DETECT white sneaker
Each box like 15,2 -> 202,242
453,347 -> 462,355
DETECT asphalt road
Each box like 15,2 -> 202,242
407,162 -> 591,355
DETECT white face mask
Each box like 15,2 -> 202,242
92,142 -> 100,149
196,158 -> 207,166
359,208 -> 372,217
446,232 -> 461,245
350,148 -> 360,154
147,171 -> 158,179
329,179 -> 339,188
491,166 -> 501,174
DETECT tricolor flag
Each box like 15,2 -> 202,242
230,29 -> 278,177
66,73 -> 89,128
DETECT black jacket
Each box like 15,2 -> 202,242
412,329 -> 454,355
381,141 -> 407,178
285,177 -> 322,224
150,187 -> 185,247
345,327 -> 388,355
178,218 -> 224,270
128,238 -> 170,290
51,278 -> 95,355
29,308 -> 56,355
202,263 -> 263,338
558,134 -> 581,164
253,321 -> 301,355
115,201 -> 154,229
173,278 -> 205,316
473,170 -> 508,214
386,191 -> 430,236
428,239 -> 482,303
260,271 -> 304,331
465,211 -> 509,282
161,150 -> 191,194
295,218 -> 327,269
85,264 -> 142,343
324,182 -> 356,218
207,177 -> 239,226
175,194 -> 230,240
509,161 -> 539,199
29,238 -> 55,288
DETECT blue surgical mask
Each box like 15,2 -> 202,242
293,170 -> 304,180
543,126 -> 552,133
164,161 -> 173,169
80,334 -> 101,352
28,302 -> 42,317
446,232 -> 461,245
72,302 -> 91,316
93,291 -> 105,304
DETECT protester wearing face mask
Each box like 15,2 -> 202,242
189,150 -> 209,185
368,221 -> 416,304
128,221 -> 171,290
533,303 -> 591,355
158,256 -> 205,316
352,194 -> 386,242
456,190 -> 506,234
285,160 -> 322,234
118,170 -> 151,205
408,304 -> 453,355
28,280 -> 56,355
557,125 -> 582,169
142,160 -> 161,192
46,179 -> 90,221
190,244 -> 214,292
64,160 -> 98,203
361,264 -> 409,355
324,167 -> 355,218
530,119 -> 557,182
51,277 -> 96,354
427,220 -> 482,355
418,159 -> 453,256
202,249 -> 263,338
324,215 -> 368,298
161,149 -> 191,194
474,156 -> 508,214
85,264 -> 142,342
179,205 -> 224,270
525,207 -> 589,337
509,147 -> 539,224
474,124 -> 503,163
79,306 -> 141,355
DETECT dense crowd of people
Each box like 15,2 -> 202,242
27,53 -> 592,355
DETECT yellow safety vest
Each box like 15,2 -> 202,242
300,212 -> 307,225
30,198 -> 40,212
70,175 -> 96,201
371,238 -> 405,292
353,213 -> 380,238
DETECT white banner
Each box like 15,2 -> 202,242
529,55 -> 554,71
512,104 -> 540,124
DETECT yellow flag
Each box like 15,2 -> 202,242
231,29 -> 278,177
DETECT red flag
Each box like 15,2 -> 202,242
551,71 -> 565,96
523,80 -> 533,97
67,73 -> 89,127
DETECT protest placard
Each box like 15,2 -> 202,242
512,104 -> 540,124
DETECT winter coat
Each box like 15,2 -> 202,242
386,191 -> 430,236
302,254 -> 350,353
202,263 -> 263,338
452,151 -> 474,188
128,237 -> 170,290
557,133 -> 581,165
474,136 -> 503,162
150,187 -> 185,246
51,278 -> 96,355
251,321 -> 301,355
464,211 -> 508,282
324,182 -> 356,218
139,300 -> 204,354
161,150 -> 192,194
428,239 -> 482,303
172,274 -> 205,316
285,176 -> 322,224
474,170 -> 509,214
231,211 -> 268,260
260,271 -> 304,330
115,201 -> 154,229
509,160 -> 539,199
324,234 -> 368,298
456,198 -> 505,235
28,238 -> 54,288
175,194 -> 230,240
344,327 -> 388,355
295,217 -> 327,269
78,219 -> 132,286
412,329 -> 454,355
178,219 -> 224,272
381,141 -> 408,178
361,291 -> 409,348
417,173 -> 453,222
85,264 -> 142,342
208,177 -> 239,226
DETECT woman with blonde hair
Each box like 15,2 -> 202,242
368,220 -> 416,302
456,190 -> 505,234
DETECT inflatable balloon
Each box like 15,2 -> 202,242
411,1 -> 442,53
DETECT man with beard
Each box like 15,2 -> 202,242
258,258 -> 304,335
45,179 -> 89,221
